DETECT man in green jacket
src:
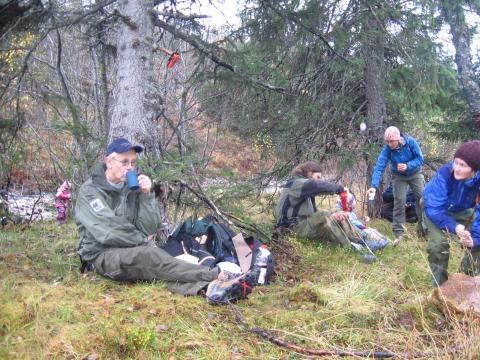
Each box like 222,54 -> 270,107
76,138 -> 255,302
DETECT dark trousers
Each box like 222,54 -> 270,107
425,209 -> 480,287
391,171 -> 425,236
92,245 -> 220,295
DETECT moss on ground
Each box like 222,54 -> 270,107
0,220 -> 478,359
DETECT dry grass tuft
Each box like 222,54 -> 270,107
0,220 -> 478,359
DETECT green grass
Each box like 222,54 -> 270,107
1,220 -> 478,359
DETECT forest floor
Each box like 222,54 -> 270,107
1,218 -> 479,359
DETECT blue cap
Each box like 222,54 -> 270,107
106,138 -> 143,156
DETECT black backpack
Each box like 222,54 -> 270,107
164,215 -> 275,284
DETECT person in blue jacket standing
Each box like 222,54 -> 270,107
424,140 -> 480,286
367,126 -> 425,243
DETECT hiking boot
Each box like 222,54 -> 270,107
206,271 -> 257,305
363,238 -> 390,251
430,263 -> 448,287
351,242 -> 364,252
362,254 -> 377,263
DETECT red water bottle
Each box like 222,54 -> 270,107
340,191 -> 349,212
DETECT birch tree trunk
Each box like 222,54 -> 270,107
109,0 -> 162,152
441,1 -> 480,131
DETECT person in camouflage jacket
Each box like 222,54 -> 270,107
275,161 -> 362,247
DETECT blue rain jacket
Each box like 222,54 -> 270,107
371,134 -> 424,189
424,162 -> 480,248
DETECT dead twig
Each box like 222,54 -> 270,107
229,304 -> 428,358
151,16 -> 286,93
175,179 -> 271,242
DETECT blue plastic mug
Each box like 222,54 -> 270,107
127,170 -> 140,191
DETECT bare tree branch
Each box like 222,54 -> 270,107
176,176 -> 271,241
1,0 -> 117,104
152,16 -> 233,70
0,30 -> 49,104
55,30 -> 73,103
151,16 -> 286,93
151,10 -> 209,20
111,8 -> 138,30
230,304 -> 428,358
53,0 -> 117,29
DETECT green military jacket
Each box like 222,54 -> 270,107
275,175 -> 344,227
75,164 -> 161,261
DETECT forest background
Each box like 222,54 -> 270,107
1,0 -> 480,224
2,0 -> 480,359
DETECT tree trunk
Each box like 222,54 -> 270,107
363,5 -> 387,217
441,1 -> 480,131
364,15 -> 386,140
109,0 -> 162,152
91,20 -> 111,139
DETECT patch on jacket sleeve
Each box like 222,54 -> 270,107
89,198 -> 105,212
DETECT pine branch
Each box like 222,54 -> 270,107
263,1 -> 350,63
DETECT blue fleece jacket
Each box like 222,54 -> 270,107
371,134 -> 424,189
424,162 -> 480,248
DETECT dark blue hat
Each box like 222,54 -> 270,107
106,138 -> 143,156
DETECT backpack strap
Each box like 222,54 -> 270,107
207,224 -> 237,262
232,233 -> 252,272
170,217 -> 194,238
217,224 -> 236,251
80,257 -> 88,273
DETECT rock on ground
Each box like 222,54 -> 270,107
431,273 -> 480,319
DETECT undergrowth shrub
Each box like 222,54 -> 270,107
125,324 -> 158,352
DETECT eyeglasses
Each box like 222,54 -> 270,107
111,157 -> 137,167
384,139 -> 399,144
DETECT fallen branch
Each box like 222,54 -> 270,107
230,304 -> 428,358
175,179 -> 271,242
